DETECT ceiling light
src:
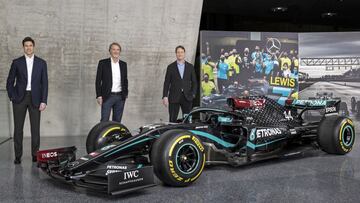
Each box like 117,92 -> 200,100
321,12 -> 337,18
271,7 -> 288,12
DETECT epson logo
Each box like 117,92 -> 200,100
256,128 -> 282,138
124,170 -> 139,180
41,152 -> 57,158
326,107 -> 336,113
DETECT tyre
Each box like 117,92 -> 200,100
318,116 -> 355,155
151,130 -> 206,187
86,121 -> 131,153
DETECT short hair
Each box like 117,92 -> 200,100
22,37 -> 35,46
175,45 -> 185,53
108,42 -> 122,52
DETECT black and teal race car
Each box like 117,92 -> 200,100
37,96 -> 355,195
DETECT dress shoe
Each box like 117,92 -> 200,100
14,158 -> 21,164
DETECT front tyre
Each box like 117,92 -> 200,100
86,121 -> 131,153
151,130 -> 206,187
318,116 -> 355,155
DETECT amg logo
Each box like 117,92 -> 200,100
124,170 -> 139,180
41,152 -> 57,158
256,128 -> 282,138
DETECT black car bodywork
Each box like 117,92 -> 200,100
37,96 -> 355,195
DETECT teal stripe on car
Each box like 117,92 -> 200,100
246,137 -> 286,149
104,137 -> 153,157
189,130 -> 236,148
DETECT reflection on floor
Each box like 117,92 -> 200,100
1,135 -> 360,203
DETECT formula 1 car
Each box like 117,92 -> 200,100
37,96 -> 355,195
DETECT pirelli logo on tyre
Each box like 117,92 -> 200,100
191,136 -> 204,152
168,160 -> 183,182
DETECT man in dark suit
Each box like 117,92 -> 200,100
163,45 -> 197,122
6,37 -> 48,164
96,42 -> 128,122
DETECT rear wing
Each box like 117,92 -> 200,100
285,99 -> 340,114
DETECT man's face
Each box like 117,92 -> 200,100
204,76 -> 209,82
23,41 -> 34,56
176,48 -> 185,61
110,45 -> 121,59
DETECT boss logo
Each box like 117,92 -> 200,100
123,170 -> 139,180
41,151 -> 57,158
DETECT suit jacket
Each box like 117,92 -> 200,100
163,61 -> 197,103
95,58 -> 128,102
6,55 -> 48,107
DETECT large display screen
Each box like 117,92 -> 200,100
200,31 -> 299,108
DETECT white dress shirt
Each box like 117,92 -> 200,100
25,54 -> 34,91
111,58 -> 122,92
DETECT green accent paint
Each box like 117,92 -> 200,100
190,130 -> 235,148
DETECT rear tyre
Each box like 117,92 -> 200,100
318,116 -> 355,155
151,130 -> 206,187
86,121 -> 131,153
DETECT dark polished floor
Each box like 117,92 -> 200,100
1,134 -> 360,203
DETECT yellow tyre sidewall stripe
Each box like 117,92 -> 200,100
101,127 -> 121,138
339,119 -> 354,152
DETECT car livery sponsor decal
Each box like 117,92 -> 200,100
105,165 -> 128,176
195,125 -> 208,129
292,100 -> 326,106
325,106 -> 336,113
256,128 -> 282,139
41,151 -> 58,159
100,144 -> 117,151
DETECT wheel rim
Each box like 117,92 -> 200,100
175,143 -> 200,174
342,125 -> 354,147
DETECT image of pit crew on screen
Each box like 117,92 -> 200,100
299,32 -> 360,124
200,31 -> 299,109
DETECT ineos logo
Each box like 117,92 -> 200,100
123,170 -> 139,180
41,152 -> 57,158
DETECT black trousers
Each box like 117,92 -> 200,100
217,78 -> 227,94
169,93 -> 192,122
12,92 -> 41,159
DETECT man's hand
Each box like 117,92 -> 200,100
97,96 -> 103,106
39,103 -> 47,111
162,97 -> 169,107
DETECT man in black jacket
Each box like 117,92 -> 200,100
6,37 -> 48,164
95,42 -> 128,122
162,46 -> 197,122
